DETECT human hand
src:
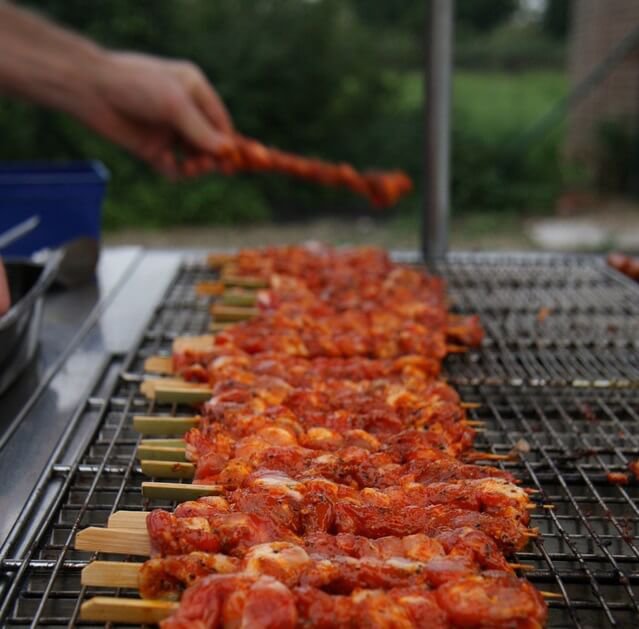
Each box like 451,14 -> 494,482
0,259 -> 10,316
80,52 -> 233,177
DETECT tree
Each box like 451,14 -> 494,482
456,0 -> 517,32
543,0 -> 571,39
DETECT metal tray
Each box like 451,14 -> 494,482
0,253 -> 60,395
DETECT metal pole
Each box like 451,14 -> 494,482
422,0 -> 454,263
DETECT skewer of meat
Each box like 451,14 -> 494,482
210,136 -> 414,208
140,373 -> 481,456
85,527 -> 522,598
79,575 -> 550,628
168,350 -> 443,388
145,572 -> 547,628
78,509 -> 525,573
159,437 -> 514,491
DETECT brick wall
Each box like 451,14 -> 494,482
566,0 -> 639,161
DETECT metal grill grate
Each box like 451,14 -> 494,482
1,253 -> 639,628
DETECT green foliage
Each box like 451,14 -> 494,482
451,70 -> 567,214
393,69 -> 567,214
456,0 -> 517,33
543,0 -> 571,40
456,23 -> 566,71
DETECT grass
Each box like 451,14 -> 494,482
395,69 -> 567,138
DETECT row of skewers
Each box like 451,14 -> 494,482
76,245 -> 552,627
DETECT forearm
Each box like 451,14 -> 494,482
0,2 -> 105,116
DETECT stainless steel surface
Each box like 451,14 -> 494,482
422,0 -> 454,262
0,247 -> 180,547
0,254 -> 60,394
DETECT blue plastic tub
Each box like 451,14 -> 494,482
0,162 -> 109,257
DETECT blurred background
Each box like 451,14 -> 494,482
2,0 -> 638,251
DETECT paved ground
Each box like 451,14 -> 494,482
103,201 -> 639,253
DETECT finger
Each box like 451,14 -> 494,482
179,154 -> 217,178
181,157 -> 200,178
172,92 -> 234,158
199,155 -> 218,174
87,108 -> 157,163
191,80 -> 234,134
153,149 -> 180,180
0,258 -> 10,315
89,108 -> 182,180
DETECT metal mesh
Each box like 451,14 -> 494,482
1,253 -> 639,628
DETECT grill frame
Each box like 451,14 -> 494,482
1,252 -> 638,628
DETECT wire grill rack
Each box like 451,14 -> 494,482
1,253 -> 639,628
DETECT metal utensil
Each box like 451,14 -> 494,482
0,215 -> 40,251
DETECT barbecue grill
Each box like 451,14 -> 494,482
0,249 -> 638,628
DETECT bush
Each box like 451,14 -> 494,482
451,123 -> 563,214
456,24 -> 566,71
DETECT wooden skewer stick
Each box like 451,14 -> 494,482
133,415 -> 199,436
140,460 -> 195,480
464,452 -> 516,462
142,481 -> 223,501
221,288 -> 259,307
220,274 -> 269,289
141,377 -> 192,398
195,281 -> 225,297
206,252 -> 236,269
81,597 -> 177,624
540,591 -> 563,600
153,386 -> 212,405
138,445 -> 189,462
508,563 -> 534,572
210,320 -> 233,332
141,438 -> 186,447
460,402 -> 481,410
141,380 -> 212,404
140,378 -> 213,405
144,356 -> 174,375
210,304 -> 259,321
81,561 -> 142,589
75,527 -> 151,556
108,510 -> 148,530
